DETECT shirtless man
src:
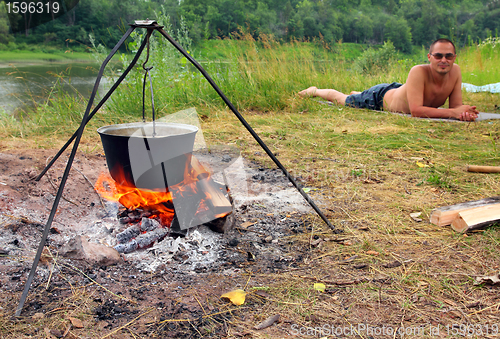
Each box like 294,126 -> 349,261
299,38 -> 479,121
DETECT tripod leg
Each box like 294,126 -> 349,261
156,26 -> 336,231
16,26 -> 138,317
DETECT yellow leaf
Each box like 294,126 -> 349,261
416,161 -> 429,168
313,283 -> 326,292
221,289 -> 247,305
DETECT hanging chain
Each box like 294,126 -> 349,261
142,29 -> 157,137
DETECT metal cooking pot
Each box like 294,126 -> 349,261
97,122 -> 198,190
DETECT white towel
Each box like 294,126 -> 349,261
462,82 -> 500,93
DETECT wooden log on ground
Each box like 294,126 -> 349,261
451,204 -> 500,232
430,196 -> 500,226
467,165 -> 500,173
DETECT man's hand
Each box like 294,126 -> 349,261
453,105 -> 479,121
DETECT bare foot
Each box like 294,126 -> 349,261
298,86 -> 318,97
349,91 -> 361,95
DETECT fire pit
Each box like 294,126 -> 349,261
95,123 -> 234,253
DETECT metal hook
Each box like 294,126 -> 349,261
142,29 -> 157,137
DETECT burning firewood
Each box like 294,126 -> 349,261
95,153 -> 233,254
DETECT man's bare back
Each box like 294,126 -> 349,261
383,64 -> 461,113
299,39 -> 479,121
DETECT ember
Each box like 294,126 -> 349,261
94,154 -> 233,253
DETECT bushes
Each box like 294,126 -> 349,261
354,41 -> 396,73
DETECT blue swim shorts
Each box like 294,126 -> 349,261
345,82 -> 402,111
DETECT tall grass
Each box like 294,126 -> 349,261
1,32 -> 499,141
458,37 -> 500,85
100,29 -> 397,117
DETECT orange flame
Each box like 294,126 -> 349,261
94,155 -> 231,226
94,166 -> 174,215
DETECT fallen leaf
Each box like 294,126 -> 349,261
466,302 -> 481,309
240,221 -> 256,229
32,313 -> 45,320
353,263 -> 368,269
313,283 -> 326,292
254,314 -> 280,330
410,212 -> 423,222
247,251 -> 256,261
365,250 -> 379,256
254,290 -> 271,298
221,289 -> 247,305
44,328 -> 57,339
340,255 -> 358,263
383,261 -> 402,268
474,273 -> 500,286
311,239 -> 323,247
50,329 -> 62,338
68,317 -> 84,328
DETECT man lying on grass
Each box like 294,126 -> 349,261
299,38 -> 479,121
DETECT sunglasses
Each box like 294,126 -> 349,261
430,53 -> 456,60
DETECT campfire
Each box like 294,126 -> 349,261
94,152 -> 233,253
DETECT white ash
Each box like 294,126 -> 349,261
126,225 -> 222,273
0,152 -> 317,276
221,156 -> 311,214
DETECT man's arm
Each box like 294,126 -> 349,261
448,65 -> 463,109
406,65 -> 477,121
447,66 -> 479,121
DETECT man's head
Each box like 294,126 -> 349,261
428,38 -> 456,75
429,38 -> 456,55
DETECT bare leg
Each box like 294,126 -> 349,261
299,86 -> 348,105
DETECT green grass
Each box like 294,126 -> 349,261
0,50 -> 93,64
1,35 -> 499,143
458,37 -> 500,85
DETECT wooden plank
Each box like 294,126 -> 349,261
467,165 -> 500,173
451,204 -> 500,233
430,196 -> 500,226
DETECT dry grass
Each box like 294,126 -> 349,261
198,100 -> 500,337
1,77 -> 500,338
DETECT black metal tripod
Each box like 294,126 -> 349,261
16,20 -> 336,316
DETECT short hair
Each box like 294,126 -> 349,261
429,38 -> 456,54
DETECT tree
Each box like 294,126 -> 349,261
287,15 -> 303,40
351,13 -> 373,43
0,1 -> 12,44
385,16 -> 412,53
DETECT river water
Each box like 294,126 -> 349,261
0,62 -> 106,114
